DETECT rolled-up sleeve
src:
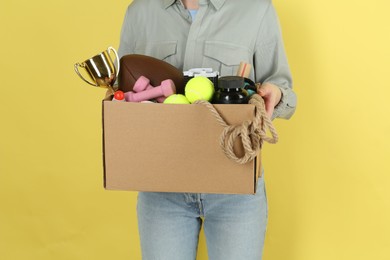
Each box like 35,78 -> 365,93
254,2 -> 297,120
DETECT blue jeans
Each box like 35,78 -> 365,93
137,177 -> 268,260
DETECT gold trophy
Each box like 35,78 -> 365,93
74,46 -> 119,94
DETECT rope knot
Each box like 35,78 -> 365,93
195,94 -> 278,164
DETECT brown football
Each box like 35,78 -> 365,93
118,54 -> 185,94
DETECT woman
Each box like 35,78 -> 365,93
117,0 -> 297,259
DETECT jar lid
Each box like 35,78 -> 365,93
218,76 -> 245,89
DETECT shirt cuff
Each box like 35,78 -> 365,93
269,84 -> 297,120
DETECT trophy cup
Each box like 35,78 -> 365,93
74,46 -> 120,95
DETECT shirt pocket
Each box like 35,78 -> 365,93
134,41 -> 178,64
203,41 -> 252,77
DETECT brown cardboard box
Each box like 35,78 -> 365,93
102,101 -> 261,194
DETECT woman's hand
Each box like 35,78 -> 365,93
257,82 -> 282,119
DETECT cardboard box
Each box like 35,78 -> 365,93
102,101 -> 261,194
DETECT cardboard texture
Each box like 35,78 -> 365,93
102,101 -> 261,194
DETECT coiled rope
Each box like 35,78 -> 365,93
194,94 -> 278,164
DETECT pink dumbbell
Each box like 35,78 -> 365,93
125,78 -> 176,102
133,76 -> 166,103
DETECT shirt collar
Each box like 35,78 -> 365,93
163,0 -> 176,8
163,0 -> 226,10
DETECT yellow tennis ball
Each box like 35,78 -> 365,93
185,76 -> 215,103
163,94 -> 190,104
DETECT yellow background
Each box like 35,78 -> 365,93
1,0 -> 389,259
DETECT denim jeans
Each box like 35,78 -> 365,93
137,177 -> 268,260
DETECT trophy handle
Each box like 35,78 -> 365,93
108,46 -> 120,77
74,62 -> 98,86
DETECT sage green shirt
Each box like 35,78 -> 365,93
118,0 -> 297,119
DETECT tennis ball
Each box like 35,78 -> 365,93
163,94 -> 190,104
185,76 -> 215,103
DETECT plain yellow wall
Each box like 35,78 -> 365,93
1,0 -> 389,259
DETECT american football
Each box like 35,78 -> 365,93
118,54 -> 186,94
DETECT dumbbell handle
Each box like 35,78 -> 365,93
133,76 -> 166,102
125,80 -> 175,102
